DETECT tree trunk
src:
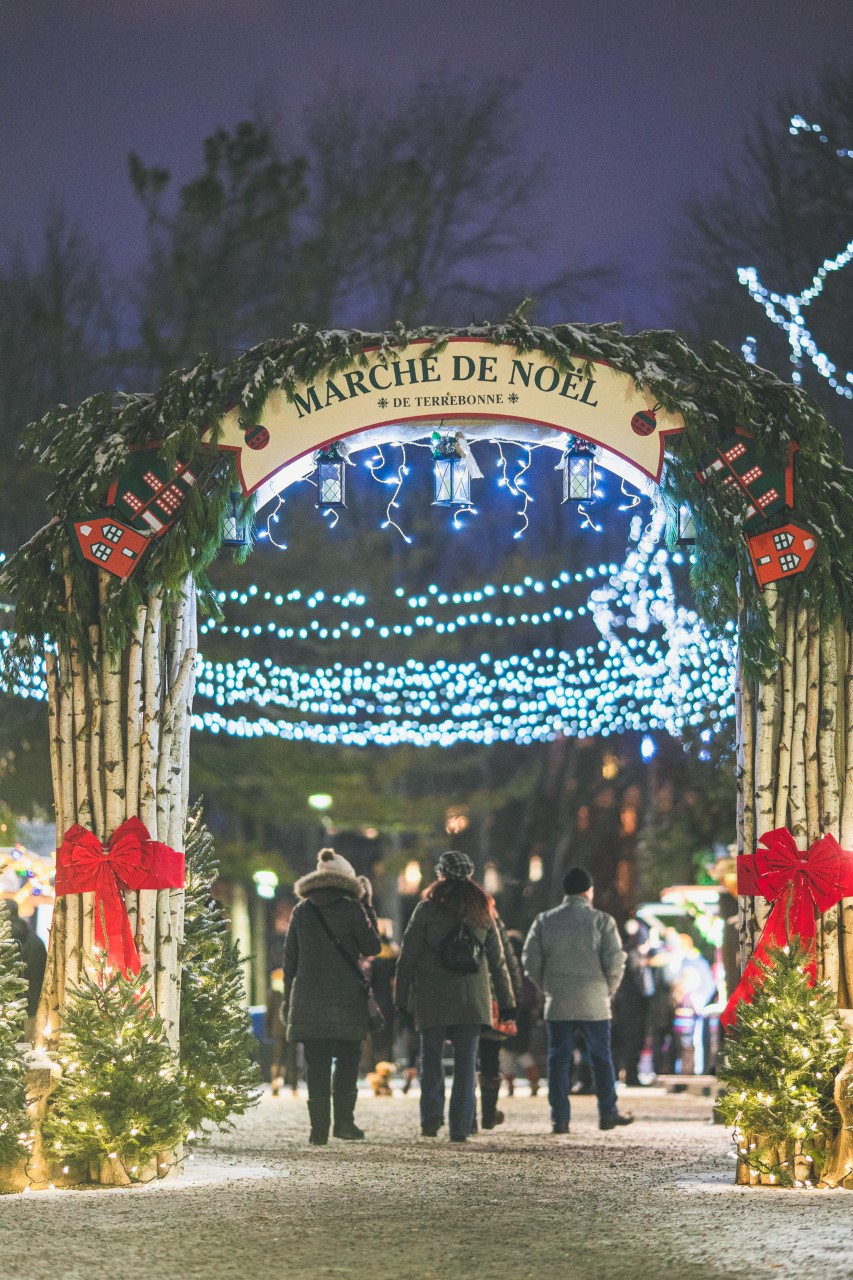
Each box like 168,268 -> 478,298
34,572 -> 197,1184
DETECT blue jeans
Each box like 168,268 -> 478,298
547,1020 -> 617,1127
420,1024 -> 481,1139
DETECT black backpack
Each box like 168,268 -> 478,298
438,920 -> 484,974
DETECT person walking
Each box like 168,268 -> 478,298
4,900 -> 46,1043
476,906 -> 524,1130
283,848 -> 381,1145
523,867 -> 632,1134
394,852 -> 514,1144
611,918 -> 653,1087
499,930 -> 542,1098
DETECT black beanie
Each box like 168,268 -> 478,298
563,866 -> 593,895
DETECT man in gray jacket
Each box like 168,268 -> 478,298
523,867 -> 633,1134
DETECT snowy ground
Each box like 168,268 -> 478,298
2,1086 -> 852,1280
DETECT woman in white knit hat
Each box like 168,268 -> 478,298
283,848 -> 381,1144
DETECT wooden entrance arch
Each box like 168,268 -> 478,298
5,317 -> 853,1184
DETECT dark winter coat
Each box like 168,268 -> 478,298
481,913 -> 525,1042
10,916 -> 47,1017
283,870 -> 381,1043
394,898 -> 514,1033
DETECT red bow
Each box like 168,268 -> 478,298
55,818 -> 185,975
721,827 -> 853,1028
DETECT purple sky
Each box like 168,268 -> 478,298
2,0 -> 850,327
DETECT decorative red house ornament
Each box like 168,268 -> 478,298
70,515 -> 150,581
107,449 -> 198,537
745,520 -> 818,589
696,429 -> 797,531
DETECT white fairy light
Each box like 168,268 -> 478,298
738,114 -> 853,399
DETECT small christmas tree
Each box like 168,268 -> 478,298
180,804 -> 260,1137
0,907 -> 30,1167
718,940 -> 849,1186
42,967 -> 188,1183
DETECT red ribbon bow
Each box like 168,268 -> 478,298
55,817 -> 185,975
721,827 -> 853,1028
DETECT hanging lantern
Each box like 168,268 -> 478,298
561,437 -> 596,503
432,436 -> 471,506
221,491 -> 251,547
316,445 -> 347,510
677,503 -> 697,545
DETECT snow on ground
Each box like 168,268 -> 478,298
1,1087 -> 851,1280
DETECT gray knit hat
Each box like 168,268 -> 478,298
435,851 -> 475,880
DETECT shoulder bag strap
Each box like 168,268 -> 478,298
307,900 -> 371,994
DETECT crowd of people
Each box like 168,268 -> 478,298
274,846 -> 719,1145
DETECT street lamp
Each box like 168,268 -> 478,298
307,793 -> 333,812
253,869 -> 279,900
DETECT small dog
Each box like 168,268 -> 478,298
366,1061 -> 396,1096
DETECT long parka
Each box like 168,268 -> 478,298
284,865 -> 381,1043
395,897 -> 514,1032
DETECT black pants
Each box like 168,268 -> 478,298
303,1038 -> 361,1101
479,1038 -> 501,1076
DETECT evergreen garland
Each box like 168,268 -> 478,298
0,908 -> 30,1167
718,941 -> 848,1186
180,803 -> 260,1138
2,302 -> 851,681
42,968 -> 188,1183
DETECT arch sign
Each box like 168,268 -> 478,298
213,339 -> 686,497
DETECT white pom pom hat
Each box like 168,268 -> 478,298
316,847 -> 357,878
294,846 -> 364,900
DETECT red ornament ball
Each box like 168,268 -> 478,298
244,423 -> 270,450
631,409 -> 657,436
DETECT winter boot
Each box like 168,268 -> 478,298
308,1096 -> 331,1145
479,1075 -> 505,1130
333,1087 -> 365,1140
525,1064 -> 540,1097
504,1072 -> 515,1097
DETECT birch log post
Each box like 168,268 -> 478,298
804,614 -> 821,845
736,628 -> 756,969
840,628 -> 853,1009
33,574 -> 198,1183
751,586 -> 780,941
774,605 -> 795,829
788,607 -> 809,844
818,623 -> 841,990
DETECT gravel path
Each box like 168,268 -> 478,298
1,1087 -> 851,1280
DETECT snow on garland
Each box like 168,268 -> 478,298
2,303 -> 852,681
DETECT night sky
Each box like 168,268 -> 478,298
2,0 -> 851,329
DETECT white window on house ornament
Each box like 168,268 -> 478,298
122,491 -> 143,512
773,531 -> 794,551
90,542 -> 112,563
102,523 -> 123,544
142,470 -> 163,492
756,488 -> 780,509
723,442 -> 747,462
779,553 -> 801,573
155,483 -> 183,514
741,465 -> 763,484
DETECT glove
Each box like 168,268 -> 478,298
498,1007 -> 517,1022
357,875 -> 373,904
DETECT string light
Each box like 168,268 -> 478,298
512,447 -> 534,539
367,445 -> 413,543
0,516 -> 734,746
738,114 -> 853,398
